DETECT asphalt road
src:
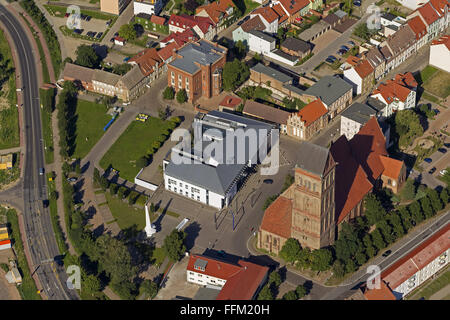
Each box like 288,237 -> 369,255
0,5 -> 77,300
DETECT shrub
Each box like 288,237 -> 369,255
162,86 -> 174,100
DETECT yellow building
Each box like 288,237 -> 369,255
0,154 -> 12,170
100,0 -> 131,15
0,226 -> 9,241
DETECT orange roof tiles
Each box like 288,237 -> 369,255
418,2 -> 441,25
354,59 -> 374,79
129,48 -> 162,76
157,41 -> 179,61
219,95 -> 242,109
187,254 -> 242,280
431,35 -> 450,50
380,155 -> 404,180
372,80 -> 412,103
150,15 -> 166,25
272,3 -> 288,23
195,0 -> 235,24
363,281 -> 397,300
161,28 -> 198,47
259,196 -> 292,239
346,55 -> 361,66
407,16 -> 427,40
252,6 -> 280,23
394,72 -> 418,89
382,224 -> 450,291
278,0 -> 310,16
295,99 -> 328,127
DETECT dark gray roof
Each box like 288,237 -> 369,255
282,83 -> 306,95
295,141 -> 330,177
136,12 -> 152,20
366,96 -> 386,112
341,102 -> 378,125
120,65 -> 144,89
381,12 -> 397,21
169,40 -> 226,74
248,30 -> 276,43
270,49 -> 299,62
304,76 -> 352,106
193,287 -> 221,300
298,20 -> 331,41
334,10 -> 347,19
250,63 -> 293,83
323,13 -> 339,25
281,37 -> 311,53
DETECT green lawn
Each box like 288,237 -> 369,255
41,108 -> 54,164
104,192 -> 158,231
421,91 -> 440,104
408,268 -> 450,300
0,29 -> 19,150
244,0 -> 260,15
46,173 -> 67,254
151,247 -> 167,267
423,69 -> 450,98
0,207 -> 41,300
73,99 -> 111,159
99,117 -> 171,181
418,65 -> 439,84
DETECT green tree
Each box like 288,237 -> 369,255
162,86 -> 175,100
119,23 -> 137,40
377,220 -> 394,244
99,176 -> 110,191
371,229 -> 386,251
409,201 -> 424,224
427,189 -> 443,212
283,290 -> 297,300
222,59 -> 250,91
163,229 -> 186,261
176,88 -> 188,104
112,63 -> 133,75
440,188 -> 449,204
364,194 -> 385,225
136,156 -> 148,168
82,274 -> 101,294
296,247 -> 311,269
420,196 -> 434,219
345,259 -> 356,273
355,251 -> 367,266
110,183 -> 119,196
332,260 -> 346,278
353,23 -> 373,40
140,279 -> 158,299
296,284 -> 307,298
128,191 -> 138,205
50,190 -> 58,201
233,40 -> 247,59
269,270 -> 282,287
401,179 -> 416,200
388,212 -> 405,238
117,186 -> 128,199
279,238 -> 302,264
363,234 -> 377,258
395,110 -> 423,148
398,206 -> 412,231
257,284 -> 274,300
75,44 -> 101,68
310,249 -> 333,271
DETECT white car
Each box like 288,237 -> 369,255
440,169 -> 448,176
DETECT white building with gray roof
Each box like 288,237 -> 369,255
248,30 -> 276,55
163,111 -> 274,209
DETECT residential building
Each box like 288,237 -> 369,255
248,30 -> 276,55
286,99 -> 328,140
0,225 -> 9,240
100,0 -> 131,15
232,15 -> 266,45
302,75 -> 353,118
249,62 -> 294,97
91,69 -> 123,98
343,58 -> 375,95
160,28 -> 198,48
397,0 -> 429,10
134,13 -> 168,33
340,102 -> 380,140
168,14 -> 215,40
62,62 -> 95,91
133,0 -> 165,16
384,24 -> 417,71
157,41 -> 179,64
407,0 -> 446,41
114,36 -> 126,46
361,281 -> 397,300
407,15 -> 428,50
195,0 -> 236,33
381,12 -> 406,28
365,47 -> 387,80
186,254 -> 269,300
163,111 -> 272,209
219,95 -> 242,111
429,35 -> 450,72
298,20 -> 332,42
0,239 -> 11,251
243,100 -> 291,133
370,79 -> 416,117
168,40 -> 227,103
258,141 -> 337,252
271,0 -> 315,23
379,155 -> 407,193
250,6 -> 280,34
381,224 -> 450,299
280,37 -> 312,59
266,49 -> 300,66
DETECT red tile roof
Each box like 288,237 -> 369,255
161,28 -> 198,47
150,15 -> 166,25
394,72 -> 418,89
382,224 -> 450,291
431,35 -> 450,50
114,36 -> 126,42
354,59 -> 374,79
0,239 -> 11,246
187,254 -> 269,300
219,95 -> 242,109
195,0 -> 235,24
379,155 -> 404,180
372,80 -> 412,103
330,135 -> 373,224
418,2 -> 441,26
169,14 -> 214,33
429,0 -> 448,16
129,48 -> 163,76
349,116 -> 388,183
252,6 -> 280,23
407,16 -> 427,40
272,3 -> 288,23
157,42 -> 179,61
216,260 -> 269,300
363,281 -> 397,300
295,99 -> 328,127
259,196 -> 292,239
278,0 -> 310,16
346,55 -> 361,66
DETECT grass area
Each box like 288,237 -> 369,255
46,173 -> 67,254
151,247 -> 167,268
421,91 -> 440,104
244,0 -> 260,15
0,153 -> 20,189
418,65 -> 439,84
422,70 -> 450,99
44,4 -> 117,21
104,192 -> 158,231
407,267 -> 450,300
41,108 -> 54,164
0,207 -> 41,300
99,117 -> 172,181
73,99 -> 111,159
0,29 -> 19,150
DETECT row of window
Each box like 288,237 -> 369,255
167,185 -> 201,201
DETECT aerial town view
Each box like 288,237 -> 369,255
0,0 -> 448,310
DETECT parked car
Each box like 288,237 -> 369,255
39,168 -> 44,175
347,40 -> 355,46
64,13 -> 70,18
340,45 -> 349,51
86,16 -> 91,22
438,148 -> 447,153
110,37 -> 115,43
326,57 -> 335,63
444,143 -> 450,148
382,250 -> 392,257
96,32 -> 103,39
43,199 -> 49,208
434,109 -> 440,114
354,0 -> 361,6
123,57 -> 130,62
73,29 -> 82,34
67,177 -> 77,182
424,158 -> 432,163
440,169 -> 448,176
428,167 -> 436,174
114,32 -> 119,37
263,179 -> 273,184
337,49 -> 346,55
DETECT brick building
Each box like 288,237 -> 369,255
286,99 -> 328,140
167,40 -> 227,103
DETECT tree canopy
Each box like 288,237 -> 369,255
279,238 -> 302,264
163,230 -> 186,261
222,59 -> 249,91
75,44 -> 101,69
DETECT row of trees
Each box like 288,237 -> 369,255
256,269 -> 310,300
57,82 -> 78,158
162,86 -> 187,104
0,52 -> 13,88
223,59 -> 250,91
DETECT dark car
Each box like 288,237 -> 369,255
43,199 -> 49,208
348,40 -> 355,46
327,55 -> 337,61
237,20 -> 244,26
382,250 -> 392,257
86,16 -> 91,22
340,45 -> 349,51
434,109 -> 440,114
428,167 -> 436,174
354,0 -> 361,6
96,32 -> 103,39
424,158 -> 432,163
243,16 -> 250,22
444,143 -> 450,148
337,49 -> 346,56
73,29 -> 82,34
263,179 -> 273,184
326,58 -> 334,63
114,32 -> 119,37
110,37 -> 115,43
438,148 -> 447,153
91,31 -> 97,37
67,177 -> 77,182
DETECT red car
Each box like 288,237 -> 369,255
65,13 -> 70,18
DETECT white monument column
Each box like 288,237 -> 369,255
145,203 -> 157,238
